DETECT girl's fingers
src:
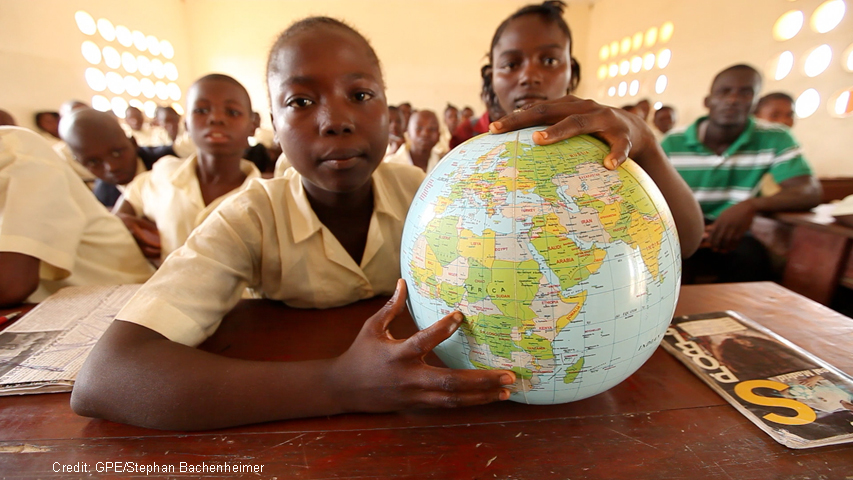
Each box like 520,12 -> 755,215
403,310 -> 465,358
366,279 -> 408,337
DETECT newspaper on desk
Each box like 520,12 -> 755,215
0,284 -> 140,395
661,310 -> 853,449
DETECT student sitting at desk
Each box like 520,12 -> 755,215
661,64 -> 822,283
59,109 -> 175,208
72,12 -> 701,430
384,110 -> 442,173
0,127 -> 154,307
112,74 -> 261,263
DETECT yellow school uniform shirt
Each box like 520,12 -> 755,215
384,143 -> 443,175
52,139 -> 97,188
117,161 -> 426,346
0,127 -> 154,302
122,153 -> 261,261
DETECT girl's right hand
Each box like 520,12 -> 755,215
488,95 -> 657,171
329,279 -> 515,413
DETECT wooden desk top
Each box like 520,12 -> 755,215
775,204 -> 853,239
0,282 -> 851,479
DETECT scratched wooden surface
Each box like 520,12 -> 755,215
0,282 -> 852,479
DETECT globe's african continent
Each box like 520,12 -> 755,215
400,128 -> 681,404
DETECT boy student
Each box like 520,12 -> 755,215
122,106 -> 157,147
755,92 -> 795,128
73,12 -> 701,431
59,109 -> 175,208
384,109 -> 443,173
34,111 -> 61,141
386,105 -> 405,154
653,105 -> 677,137
0,127 -> 154,306
72,17 -> 516,430
661,64 -> 821,283
151,106 -> 195,158
112,74 -> 261,262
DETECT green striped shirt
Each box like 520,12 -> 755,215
661,116 -> 813,220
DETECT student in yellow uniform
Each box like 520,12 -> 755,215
72,17 -> 516,430
113,74 -> 261,262
0,127 -> 154,307
383,109 -> 442,173
59,109 -> 175,208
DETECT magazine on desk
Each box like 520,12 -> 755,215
0,284 -> 140,396
661,310 -> 853,449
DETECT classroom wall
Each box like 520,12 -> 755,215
182,0 -> 591,128
2,0 -> 850,177
577,0 -> 853,177
0,0 -> 192,131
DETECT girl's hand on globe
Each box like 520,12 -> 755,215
330,279 -> 516,413
488,95 -> 656,171
490,95 -> 704,258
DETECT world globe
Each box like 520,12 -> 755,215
400,127 -> 681,404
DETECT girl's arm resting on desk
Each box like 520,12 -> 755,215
490,95 -> 704,258
0,252 -> 40,307
70,280 -> 515,431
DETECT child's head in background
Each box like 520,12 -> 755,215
59,108 -> 139,186
755,92 -> 795,128
487,0 -> 580,115
184,74 -> 256,160
266,17 -> 388,199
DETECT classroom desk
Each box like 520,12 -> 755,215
753,205 -> 853,305
0,282 -> 851,479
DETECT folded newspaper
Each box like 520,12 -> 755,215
662,310 -> 853,449
0,284 -> 140,395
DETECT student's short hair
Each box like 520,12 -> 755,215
445,103 -> 458,112
126,106 -> 142,113
34,111 -> 59,126
266,17 -> 381,88
756,92 -> 794,111
711,64 -> 762,91
656,105 -> 675,113
190,73 -> 251,108
487,1 -> 581,94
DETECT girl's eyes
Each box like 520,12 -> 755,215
353,91 -> 374,102
286,98 -> 314,108
193,108 -> 209,114
543,57 -> 560,67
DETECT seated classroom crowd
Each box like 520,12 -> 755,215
0,0 -> 820,430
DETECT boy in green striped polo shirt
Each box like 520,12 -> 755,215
661,64 -> 822,283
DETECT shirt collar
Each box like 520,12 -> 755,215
286,163 -> 404,244
684,116 -> 756,156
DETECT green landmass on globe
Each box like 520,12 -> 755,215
401,127 -> 681,404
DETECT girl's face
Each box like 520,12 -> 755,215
491,15 -> 571,115
268,28 -> 388,198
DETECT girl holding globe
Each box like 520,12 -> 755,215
72,9 -> 701,430
486,1 -> 703,257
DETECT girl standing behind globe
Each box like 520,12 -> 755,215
485,1 -> 703,257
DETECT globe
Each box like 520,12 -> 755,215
400,127 -> 681,405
